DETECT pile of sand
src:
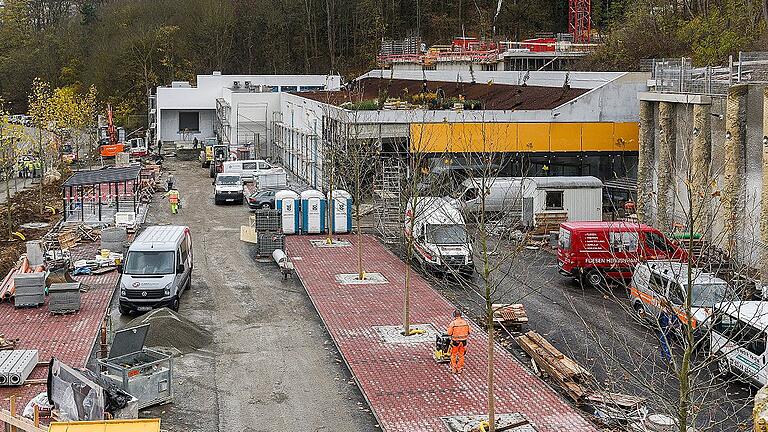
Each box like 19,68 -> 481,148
125,308 -> 212,354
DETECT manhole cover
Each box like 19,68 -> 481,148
335,272 -> 388,285
374,323 -> 439,344
442,413 -> 536,432
310,239 -> 352,247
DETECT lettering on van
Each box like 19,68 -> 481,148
582,232 -> 607,250
584,257 -> 636,264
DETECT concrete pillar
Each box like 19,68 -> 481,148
761,87 -> 768,265
722,84 -> 748,258
636,100 -> 655,224
657,101 -> 676,230
690,103 -> 712,238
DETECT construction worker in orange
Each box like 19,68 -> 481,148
163,188 -> 180,214
447,310 -> 470,374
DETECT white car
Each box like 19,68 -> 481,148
711,301 -> 768,387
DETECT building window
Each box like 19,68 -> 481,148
178,112 -> 200,132
545,190 -> 563,210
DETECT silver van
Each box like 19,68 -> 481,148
118,225 -> 193,314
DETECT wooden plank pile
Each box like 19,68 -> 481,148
516,331 -> 593,401
532,211 -> 567,235
46,224 -> 100,251
0,333 -> 17,350
492,303 -> 529,327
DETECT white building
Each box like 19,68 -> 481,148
151,72 -> 341,148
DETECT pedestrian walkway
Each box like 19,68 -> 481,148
286,234 -> 596,432
0,177 -> 35,205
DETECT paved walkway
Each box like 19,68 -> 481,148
286,234 -> 596,432
0,242 -> 118,413
0,177 -> 35,205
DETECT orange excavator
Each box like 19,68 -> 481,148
98,104 -> 125,158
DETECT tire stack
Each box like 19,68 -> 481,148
254,209 -> 284,257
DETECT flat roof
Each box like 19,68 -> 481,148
63,165 -> 141,187
298,77 -> 589,110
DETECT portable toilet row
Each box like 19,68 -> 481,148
274,189 -> 352,235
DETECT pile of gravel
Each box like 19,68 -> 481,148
125,308 -> 212,354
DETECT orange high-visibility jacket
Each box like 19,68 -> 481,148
167,190 -> 179,204
447,317 -> 470,341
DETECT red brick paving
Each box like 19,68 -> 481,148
0,242 -> 118,414
286,234 -> 597,432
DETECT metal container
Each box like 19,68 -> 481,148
98,324 -> 173,409
257,233 -> 285,257
253,209 -> 281,232
13,273 -> 46,307
48,282 -> 82,313
0,349 -> 39,386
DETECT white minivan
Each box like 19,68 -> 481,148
222,159 -> 274,182
711,301 -> 768,387
118,226 -> 193,314
404,197 -> 474,275
213,173 -> 244,205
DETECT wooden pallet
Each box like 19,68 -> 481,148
492,303 -> 529,326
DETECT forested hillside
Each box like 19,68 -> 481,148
0,0 -> 766,119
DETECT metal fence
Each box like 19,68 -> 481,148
647,52 -> 768,96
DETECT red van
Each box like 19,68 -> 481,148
557,221 -> 687,288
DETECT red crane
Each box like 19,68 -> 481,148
99,104 -> 125,157
568,0 -> 591,44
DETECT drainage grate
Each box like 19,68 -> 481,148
442,413 -> 537,432
374,323 -> 439,344
335,272 -> 388,285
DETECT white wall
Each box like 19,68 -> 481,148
531,187 -> 602,222
158,109 -> 215,142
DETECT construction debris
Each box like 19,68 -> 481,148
0,334 -> 17,351
516,331 -> 593,401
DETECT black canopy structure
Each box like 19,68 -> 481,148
62,165 -> 142,223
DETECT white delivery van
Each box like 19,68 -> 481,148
628,261 -> 737,336
118,226 -> 193,314
222,159 -> 274,182
711,301 -> 768,387
405,197 -> 473,275
213,173 -> 244,205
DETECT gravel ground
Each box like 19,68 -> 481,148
110,159 -> 377,431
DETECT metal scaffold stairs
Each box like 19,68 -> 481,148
374,160 -> 402,243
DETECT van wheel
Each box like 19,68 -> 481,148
717,357 -> 731,378
584,270 -> 604,288
171,296 -> 180,312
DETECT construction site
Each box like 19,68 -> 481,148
3,0 -> 768,430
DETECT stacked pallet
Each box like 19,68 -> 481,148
0,257 -> 45,302
516,331 -> 592,401
492,303 -> 529,327
532,211 -> 567,235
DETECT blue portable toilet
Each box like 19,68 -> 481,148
300,189 -> 326,234
275,190 -> 300,234
328,190 -> 352,233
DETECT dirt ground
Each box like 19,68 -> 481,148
110,159 -> 378,431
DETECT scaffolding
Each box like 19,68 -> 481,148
373,159 -> 403,243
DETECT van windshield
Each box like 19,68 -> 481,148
124,251 -> 175,275
687,283 -> 736,307
217,176 -> 240,185
427,224 -> 467,245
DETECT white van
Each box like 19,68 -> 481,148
710,301 -> 768,387
222,159 -> 274,182
404,197 -> 473,275
118,226 -> 193,314
628,261 -> 737,334
213,173 -> 244,205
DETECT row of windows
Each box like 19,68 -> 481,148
713,314 -> 767,356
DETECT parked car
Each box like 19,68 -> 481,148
118,225 -> 193,314
558,221 -> 687,288
246,187 -> 284,210
213,173 -> 244,205
628,261 -> 737,334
